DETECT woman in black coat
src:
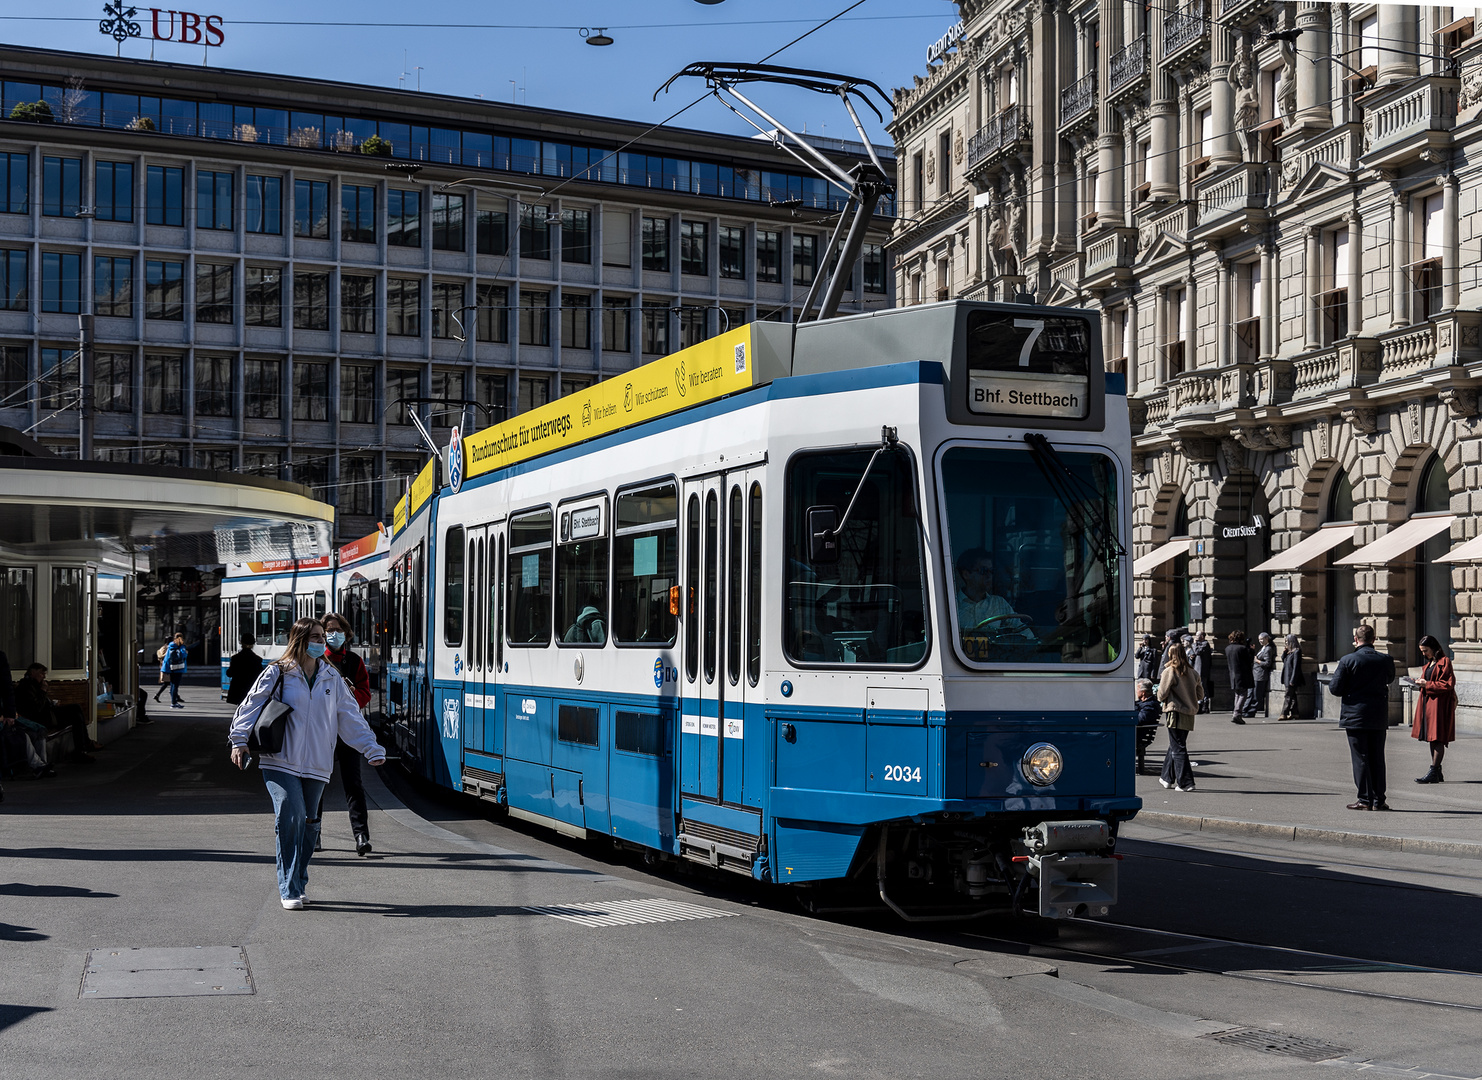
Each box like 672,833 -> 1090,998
1189,632 -> 1215,713
1279,635 -> 1305,720
1225,630 -> 1255,725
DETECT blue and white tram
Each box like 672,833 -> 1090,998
220,528 -> 389,699
387,301 -> 1139,918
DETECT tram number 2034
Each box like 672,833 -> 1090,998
880,764 -> 923,784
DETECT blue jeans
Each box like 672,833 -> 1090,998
168,672 -> 184,705
261,769 -> 326,900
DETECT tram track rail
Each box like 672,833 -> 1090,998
958,920 -> 1482,1013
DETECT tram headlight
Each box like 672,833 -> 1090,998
1021,743 -> 1064,786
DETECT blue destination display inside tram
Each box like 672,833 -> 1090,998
382,300 -> 1138,921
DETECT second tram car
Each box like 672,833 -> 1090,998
387,301 -> 1138,919
221,528 -> 389,701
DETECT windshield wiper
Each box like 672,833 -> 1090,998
1023,433 -> 1126,566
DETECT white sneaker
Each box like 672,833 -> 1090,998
280,896 -> 304,910
299,893 -> 310,906
1177,784 -> 1195,793
1158,779 -> 1173,789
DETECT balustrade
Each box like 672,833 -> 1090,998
1109,36 -> 1147,94
1060,72 -> 1097,127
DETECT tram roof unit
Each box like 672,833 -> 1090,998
391,301 -> 1112,539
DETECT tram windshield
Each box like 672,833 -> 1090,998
785,448 -> 929,666
940,445 -> 1122,667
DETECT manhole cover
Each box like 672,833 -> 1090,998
1200,1027 -> 1348,1062
524,898 -> 737,928
81,946 -> 253,999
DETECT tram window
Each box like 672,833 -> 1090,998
273,593 -> 293,645
466,536 -> 478,666
314,590 -> 326,620
413,544 -> 424,650
615,710 -> 665,756
940,446 -> 1122,667
237,602 -> 253,648
727,485 -> 743,685
557,500 -> 609,647
557,704 -> 599,747
370,582 -> 383,649
388,567 -> 400,648
475,537 -> 485,669
443,525 -> 465,646
488,535 -> 499,670
494,534 -> 504,669
704,490 -> 719,683
257,596 -> 272,644
613,483 -> 678,646
747,482 -> 762,686
784,449 -> 929,667
507,509 -> 553,646
684,494 -> 700,681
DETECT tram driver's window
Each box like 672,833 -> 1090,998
257,596 -> 272,645
784,449 -> 929,666
443,525 -> 464,646
613,483 -> 678,646
940,446 -> 1122,666
556,499 -> 609,646
506,509 -> 553,646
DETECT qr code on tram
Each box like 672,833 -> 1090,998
734,343 -> 747,374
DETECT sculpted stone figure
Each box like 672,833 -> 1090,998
1231,53 -> 1260,161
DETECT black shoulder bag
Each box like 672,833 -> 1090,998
245,667 -> 292,755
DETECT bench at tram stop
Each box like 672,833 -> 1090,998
34,678 -> 138,763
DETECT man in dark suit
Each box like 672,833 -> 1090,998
1327,624 -> 1397,811
1224,631 -> 1255,725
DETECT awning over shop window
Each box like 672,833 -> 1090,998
1435,532 -> 1482,563
1334,514 -> 1455,566
1133,537 -> 1192,576
1250,523 -> 1358,572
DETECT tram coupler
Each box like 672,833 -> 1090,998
1020,821 -> 1117,920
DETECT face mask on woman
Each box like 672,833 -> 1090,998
326,631 -> 346,650
306,642 -> 327,659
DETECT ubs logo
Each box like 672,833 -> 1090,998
675,360 -> 687,397
582,400 -> 592,427
624,383 -> 634,411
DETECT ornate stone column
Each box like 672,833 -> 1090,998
1305,226 -> 1321,348
1347,212 -> 1364,336
1216,255 -> 1232,368
1377,2 -> 1419,86
1260,240 -> 1276,359
1127,298 -> 1140,395
1149,101 -> 1178,200
1443,172 -> 1460,311
1294,3 -> 1333,131
1390,191 -> 1409,327
1154,283 -> 1169,384
1209,25 -> 1241,167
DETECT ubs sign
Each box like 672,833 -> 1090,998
98,3 -> 225,48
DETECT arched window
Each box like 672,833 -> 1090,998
1418,457 -> 1453,651
1170,498 -> 1191,629
1325,469 -> 1357,660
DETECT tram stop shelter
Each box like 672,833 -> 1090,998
0,431 -> 333,747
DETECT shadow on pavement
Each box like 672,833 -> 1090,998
0,883 -> 118,898
0,1005 -> 53,1032
306,900 -> 543,919
0,924 -> 49,943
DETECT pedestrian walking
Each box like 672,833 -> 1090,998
1253,633 -> 1276,718
1190,632 -> 1215,713
1278,635 -> 1305,720
228,617 -> 386,910
1156,642 -> 1203,792
159,633 -> 188,709
1134,679 -> 1160,775
1328,624 -> 1397,811
314,611 -> 375,857
1135,634 -> 1161,682
1224,630 -> 1255,724
1408,634 -> 1456,784
225,634 -> 264,707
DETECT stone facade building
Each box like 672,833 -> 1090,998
894,2 -> 1482,727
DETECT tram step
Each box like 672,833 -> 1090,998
462,765 -> 505,801
679,818 -> 762,874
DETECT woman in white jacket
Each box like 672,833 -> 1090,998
229,617 -> 386,909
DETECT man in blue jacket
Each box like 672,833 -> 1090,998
1327,624 -> 1397,811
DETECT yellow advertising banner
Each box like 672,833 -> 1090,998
410,458 -> 436,514
392,492 -> 409,535
463,324 -> 760,481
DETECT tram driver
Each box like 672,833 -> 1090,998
955,548 -> 1033,643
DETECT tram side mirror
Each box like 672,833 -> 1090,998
807,506 -> 840,564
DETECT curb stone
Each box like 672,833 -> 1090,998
1132,810 -> 1482,861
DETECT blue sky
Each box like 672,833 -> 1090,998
6,1 -> 960,144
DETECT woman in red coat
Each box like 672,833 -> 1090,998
1410,634 -> 1456,784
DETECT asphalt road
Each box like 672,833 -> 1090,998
3,696 -> 1480,1080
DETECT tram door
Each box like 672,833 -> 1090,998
680,469 -> 760,805
461,526 -> 490,763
